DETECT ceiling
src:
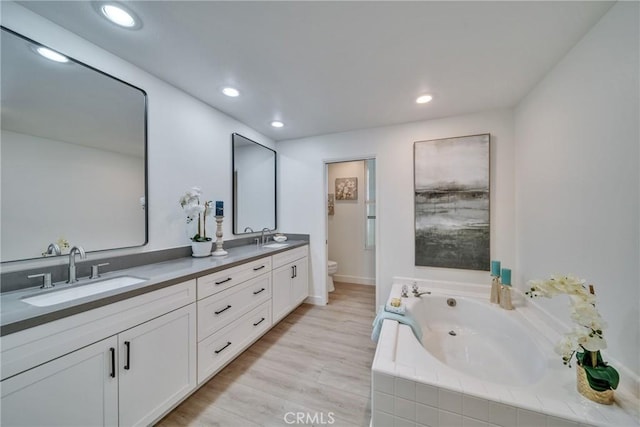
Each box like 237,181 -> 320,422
17,1 -> 614,142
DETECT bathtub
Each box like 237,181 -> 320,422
371,280 -> 639,427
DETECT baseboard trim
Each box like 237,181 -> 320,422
304,295 -> 327,305
333,274 -> 375,286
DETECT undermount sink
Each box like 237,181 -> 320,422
22,276 -> 147,307
262,243 -> 289,249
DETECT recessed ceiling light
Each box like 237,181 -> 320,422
271,121 -> 284,128
97,2 -> 141,29
35,46 -> 69,63
222,87 -> 240,97
416,94 -> 433,104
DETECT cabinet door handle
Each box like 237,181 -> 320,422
253,317 -> 265,327
253,265 -> 266,271
214,341 -> 232,354
124,341 -> 131,370
215,277 -> 232,285
253,288 -> 266,295
110,347 -> 116,378
291,266 -> 295,279
293,265 -> 297,278
214,305 -> 232,315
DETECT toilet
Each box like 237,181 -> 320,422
328,260 -> 338,292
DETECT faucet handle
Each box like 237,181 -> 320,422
400,285 -> 409,298
28,273 -> 53,289
90,263 -> 110,279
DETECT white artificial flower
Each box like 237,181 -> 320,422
526,274 -> 610,364
185,203 -> 205,218
576,331 -> 607,352
554,335 -> 577,360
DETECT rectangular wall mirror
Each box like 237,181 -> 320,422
232,133 -> 276,234
0,27 -> 148,262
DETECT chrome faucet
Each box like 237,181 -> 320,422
244,227 -> 254,233
260,228 -> 272,245
67,246 -> 86,283
43,242 -> 61,257
412,283 -> 431,297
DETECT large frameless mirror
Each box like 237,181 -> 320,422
0,27 -> 148,262
232,133 -> 276,234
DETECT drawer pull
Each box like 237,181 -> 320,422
110,347 -> 116,378
253,265 -> 266,271
253,317 -> 266,326
253,288 -> 266,295
215,277 -> 232,285
214,305 -> 232,315
214,341 -> 232,354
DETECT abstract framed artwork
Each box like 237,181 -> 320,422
335,177 -> 358,200
414,134 -> 490,271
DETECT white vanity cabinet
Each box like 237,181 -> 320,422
1,336 -> 119,426
1,280 -> 197,427
118,303 -> 196,427
0,244 -> 309,426
272,246 -> 309,323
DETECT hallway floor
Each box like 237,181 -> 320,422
156,282 -> 377,427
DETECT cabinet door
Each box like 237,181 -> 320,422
118,303 -> 196,427
1,336 -> 118,427
292,256 -> 309,306
272,263 -> 293,323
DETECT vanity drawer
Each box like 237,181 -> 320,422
272,245 -> 308,269
197,273 -> 271,341
197,257 -> 271,300
197,301 -> 271,384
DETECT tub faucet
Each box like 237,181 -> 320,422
412,283 -> 431,297
67,246 -> 86,283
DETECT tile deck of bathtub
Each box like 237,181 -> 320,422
373,360 -> 639,427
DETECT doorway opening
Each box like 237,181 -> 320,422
325,158 -> 377,304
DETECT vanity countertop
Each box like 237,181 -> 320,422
0,241 -> 308,336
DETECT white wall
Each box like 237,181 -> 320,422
1,2 -> 273,272
278,109 -> 515,306
514,2 -> 639,378
328,161 -> 375,285
1,130 -> 144,260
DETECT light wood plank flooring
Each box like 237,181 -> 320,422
157,282 -> 377,427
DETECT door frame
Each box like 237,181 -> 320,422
323,156 -> 379,305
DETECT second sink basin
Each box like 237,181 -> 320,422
262,243 -> 289,249
22,276 -> 147,307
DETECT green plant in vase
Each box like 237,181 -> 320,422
526,275 -> 619,403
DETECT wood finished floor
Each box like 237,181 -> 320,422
157,282 -> 377,427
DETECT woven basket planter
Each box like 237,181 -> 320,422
576,364 -> 614,405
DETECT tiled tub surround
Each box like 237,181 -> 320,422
372,280 -> 639,427
0,238 -> 308,335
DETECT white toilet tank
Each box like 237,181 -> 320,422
328,260 -> 338,274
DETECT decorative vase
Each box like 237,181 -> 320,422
191,241 -> 212,258
576,363 -> 614,405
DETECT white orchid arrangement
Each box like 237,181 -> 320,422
179,187 -> 213,242
526,274 -> 619,392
